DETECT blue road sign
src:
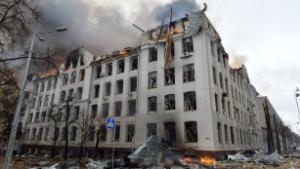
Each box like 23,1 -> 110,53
106,117 -> 115,128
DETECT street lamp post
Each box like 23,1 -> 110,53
2,27 -> 67,169
295,87 -> 300,122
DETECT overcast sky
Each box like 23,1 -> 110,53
39,0 -> 300,133
199,0 -> 300,134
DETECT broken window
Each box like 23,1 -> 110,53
129,77 -> 137,92
80,55 -> 84,66
68,89 -> 74,100
217,122 -> 222,144
31,97 -> 36,109
63,74 -> 68,86
148,96 -> 157,112
47,80 -> 52,91
102,103 -> 109,117
89,126 -> 95,141
225,77 -> 228,92
70,71 -> 76,84
28,113 -> 33,123
230,126 -> 235,144
148,71 -> 157,88
222,97 -> 226,114
115,125 -> 120,141
224,124 -> 228,144
183,64 -> 195,82
165,67 -> 175,85
184,91 -> 197,111
38,96 -> 42,107
95,65 -> 102,79
106,63 -> 112,76
79,69 -> 85,81
32,128 -> 36,140
217,48 -> 221,63
99,125 -> 107,142
44,128 -> 49,141
117,59 -> 125,73
182,37 -> 194,54
94,84 -> 100,98
213,66 -> 217,85
130,56 -> 138,70
91,104 -> 98,118
149,47 -> 157,62
210,40 -> 215,56
40,82 -> 45,92
128,100 -> 136,116
41,111 -> 46,122
116,80 -> 123,94
147,123 -> 157,137
165,94 -> 175,110
35,112 -> 40,122
215,93 -> 219,112
71,126 -> 77,141
54,127 -> 59,141
184,121 -> 198,142
240,130 -> 243,145
62,127 -> 67,141
53,78 -> 57,89
105,82 -> 111,96
61,92 -> 66,104
219,72 -> 223,89
44,95 -> 49,107
115,101 -> 122,116
74,106 -> 80,119
77,87 -> 83,100
126,124 -> 135,142
37,128 -> 43,141
228,101 -> 231,117
164,122 -> 176,146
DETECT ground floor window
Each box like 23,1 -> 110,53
184,121 -> 198,142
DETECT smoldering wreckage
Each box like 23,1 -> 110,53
10,136 -> 299,169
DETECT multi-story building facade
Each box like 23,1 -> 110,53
257,96 -> 297,154
21,9 -> 268,157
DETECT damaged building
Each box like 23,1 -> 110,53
20,7 -> 297,158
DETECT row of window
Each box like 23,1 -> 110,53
217,122 -> 253,146
93,77 -> 137,98
25,120 -> 199,144
62,69 -> 85,86
60,87 -> 83,102
91,91 -> 197,118
94,56 -> 138,79
38,78 -> 57,93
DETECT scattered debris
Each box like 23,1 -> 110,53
261,151 -> 283,164
228,153 -> 249,162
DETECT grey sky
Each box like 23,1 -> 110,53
201,0 -> 300,133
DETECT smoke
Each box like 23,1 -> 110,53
35,0 -> 201,55
229,52 -> 248,69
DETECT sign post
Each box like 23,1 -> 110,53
106,117 -> 115,169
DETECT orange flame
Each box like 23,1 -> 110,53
200,156 -> 216,165
119,50 -> 129,56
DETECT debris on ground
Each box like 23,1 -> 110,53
227,153 -> 249,162
261,151 -> 283,164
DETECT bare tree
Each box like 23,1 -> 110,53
74,110 -> 95,160
0,0 -> 39,51
47,105 -> 61,158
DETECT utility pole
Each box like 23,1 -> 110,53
2,35 -> 35,169
2,27 -> 67,169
